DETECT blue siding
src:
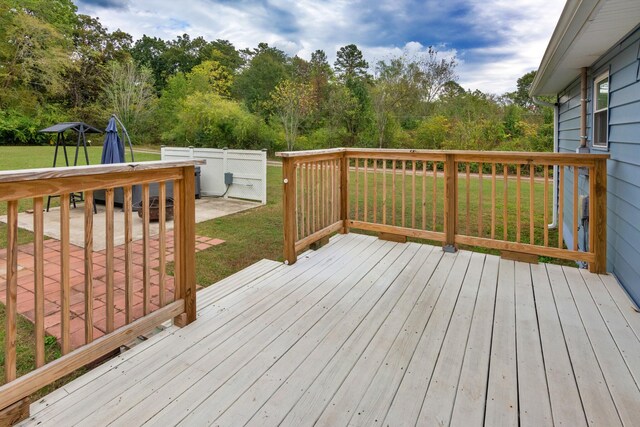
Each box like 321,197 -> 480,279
556,25 -> 640,304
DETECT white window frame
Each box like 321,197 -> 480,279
592,71 -> 609,149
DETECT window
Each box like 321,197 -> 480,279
592,72 -> 609,149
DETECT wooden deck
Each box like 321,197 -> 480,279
20,233 -> 640,426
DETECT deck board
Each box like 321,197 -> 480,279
18,234 -> 640,427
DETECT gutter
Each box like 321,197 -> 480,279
532,96 -> 559,229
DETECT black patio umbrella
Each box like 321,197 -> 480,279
100,116 -> 125,164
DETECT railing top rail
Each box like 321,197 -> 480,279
276,148 -> 610,162
0,160 -> 205,184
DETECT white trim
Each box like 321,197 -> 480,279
592,71 -> 609,150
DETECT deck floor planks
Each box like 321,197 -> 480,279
18,234 -> 640,427
85,235 -> 385,426
449,254 -> 499,427
313,247 -> 445,427
415,252 -> 485,427
217,244 -> 438,427
513,261 -> 553,427
546,263 -> 622,426
250,246 -> 445,427
563,266 -> 640,425
484,259 -> 518,426
530,263 -> 586,426
580,269 -> 640,387
28,233 -> 365,425
172,242 -> 420,426
382,251 -> 472,426
344,253 -> 478,427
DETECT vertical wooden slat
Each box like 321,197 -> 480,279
323,162 -> 327,228
105,188 -> 114,332
383,160 -> 387,224
589,159 -> 607,273
60,194 -> 71,355
158,183 -> 167,308
84,190 -> 94,344
316,161 -> 320,231
478,163 -> 483,237
530,164 -> 535,245
142,184 -> 150,316
5,200 -> 18,381
355,159 -> 359,222
503,165 -> 508,241
306,163 -> 311,236
444,155 -> 456,249
465,163 -> 470,235
340,154 -> 349,234
516,164 -> 521,243
544,166 -> 549,247
33,198 -> 45,368
283,158 -> 297,264
123,186 -> 133,324
412,161 -> 416,229
432,161 -> 437,230
373,160 -> 377,223
178,167 -> 197,324
392,160 -> 396,225
295,167 -> 300,239
422,162 -> 427,230
401,160 -> 406,228
299,165 -> 305,238
558,167 -> 564,249
573,167 -> 579,251
491,163 -> 496,239
363,160 -> 368,223
330,161 -> 334,224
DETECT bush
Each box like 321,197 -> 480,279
162,92 -> 276,150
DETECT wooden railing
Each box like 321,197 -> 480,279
0,160 -> 201,415
279,148 -> 609,273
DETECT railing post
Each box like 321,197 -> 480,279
443,154 -> 457,252
340,152 -> 349,234
589,158 -> 607,273
283,157 -> 297,265
176,166 -> 197,324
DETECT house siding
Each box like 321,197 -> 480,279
557,25 -> 640,304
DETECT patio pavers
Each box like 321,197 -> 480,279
0,232 -> 224,349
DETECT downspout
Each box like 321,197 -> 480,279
532,96 -> 559,229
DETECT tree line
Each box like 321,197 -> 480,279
0,0 -> 551,154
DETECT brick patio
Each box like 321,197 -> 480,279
0,232 -> 224,349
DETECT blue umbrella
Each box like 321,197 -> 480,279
100,116 -> 125,164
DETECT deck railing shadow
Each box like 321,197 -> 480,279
0,160 -> 201,418
278,148 -> 609,273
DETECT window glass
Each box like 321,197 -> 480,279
596,77 -> 608,111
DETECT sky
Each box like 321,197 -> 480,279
73,0 -> 566,94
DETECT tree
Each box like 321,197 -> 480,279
233,43 -> 290,115
507,70 -> 536,108
270,79 -> 314,150
414,46 -> 457,104
334,44 -> 369,81
371,56 -> 420,147
131,35 -> 169,92
186,60 -> 233,98
104,60 -> 155,139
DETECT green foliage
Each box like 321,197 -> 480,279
334,44 -> 370,81
415,115 -> 450,149
163,92 -> 275,150
269,79 -> 314,150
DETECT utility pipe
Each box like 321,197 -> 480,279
580,67 -> 588,147
532,96 -> 559,229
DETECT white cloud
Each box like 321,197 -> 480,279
75,0 -> 566,94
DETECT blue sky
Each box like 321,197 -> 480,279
74,0 -> 565,94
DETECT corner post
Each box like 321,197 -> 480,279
589,158 -> 607,273
340,152 -> 349,234
443,154 -> 457,252
283,157 -> 297,265
176,166 -> 197,325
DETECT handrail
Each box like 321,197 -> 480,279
0,161 -> 200,415
278,149 -> 608,274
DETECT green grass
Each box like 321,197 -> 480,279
0,306 -> 86,399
